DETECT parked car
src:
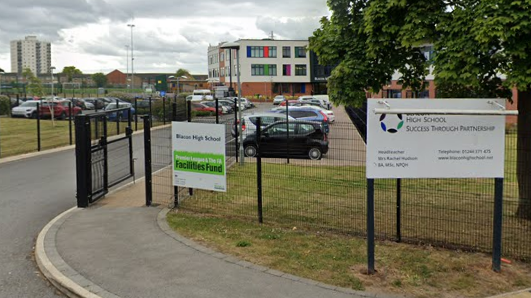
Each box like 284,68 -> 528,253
201,101 -> 229,114
220,98 -> 246,111
231,112 -> 296,137
83,97 -> 106,110
313,94 -> 332,109
105,102 -> 136,121
243,120 -> 329,160
191,103 -> 222,115
300,105 -> 335,123
272,107 -> 330,133
11,100 -> 40,118
216,100 -> 235,114
298,96 -> 329,109
39,100 -> 82,119
273,95 -> 286,105
279,100 -> 303,107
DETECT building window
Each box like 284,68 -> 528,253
220,52 -> 224,61
251,64 -> 277,76
283,46 -> 290,58
282,64 -> 291,76
295,64 -> 307,76
269,46 -> 277,58
295,46 -> 306,58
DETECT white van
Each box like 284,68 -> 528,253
193,89 -> 213,100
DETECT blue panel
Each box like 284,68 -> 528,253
247,46 -> 251,57
301,84 -> 306,93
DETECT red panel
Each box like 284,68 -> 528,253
264,46 -> 269,58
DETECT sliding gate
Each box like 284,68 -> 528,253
75,108 -> 134,207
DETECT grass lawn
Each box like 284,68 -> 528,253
163,149 -> 531,297
167,210 -> 531,298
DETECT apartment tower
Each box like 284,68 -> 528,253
10,36 -> 51,75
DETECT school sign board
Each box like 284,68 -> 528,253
172,122 -> 227,191
366,99 -> 506,179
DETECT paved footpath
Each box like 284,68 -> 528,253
36,182 -> 401,298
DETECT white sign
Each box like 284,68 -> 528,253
172,122 -> 227,191
367,99 -> 505,179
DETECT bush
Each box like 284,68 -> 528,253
0,95 -> 10,116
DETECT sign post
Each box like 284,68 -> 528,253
366,98 -> 515,273
172,122 -> 227,192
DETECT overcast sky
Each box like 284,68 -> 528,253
0,0 -> 330,75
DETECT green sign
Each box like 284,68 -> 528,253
174,151 -> 225,176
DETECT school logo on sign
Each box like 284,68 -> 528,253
379,114 -> 404,134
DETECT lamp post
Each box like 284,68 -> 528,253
220,42 -> 243,165
125,45 -> 129,90
168,75 -> 187,98
50,66 -> 56,124
127,23 -> 135,93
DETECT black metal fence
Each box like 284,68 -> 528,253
145,104 -> 531,261
75,107 -> 134,207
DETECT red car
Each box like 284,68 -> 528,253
191,103 -> 222,115
39,100 -> 82,119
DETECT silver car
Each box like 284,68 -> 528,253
231,112 -> 295,137
11,101 -> 40,118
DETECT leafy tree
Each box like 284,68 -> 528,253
91,72 -> 107,88
62,66 -> 82,82
22,68 -> 44,97
175,68 -> 194,80
310,0 -> 531,219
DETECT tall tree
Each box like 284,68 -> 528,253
22,68 -> 44,97
62,66 -> 82,82
310,0 -> 531,219
91,72 -> 107,88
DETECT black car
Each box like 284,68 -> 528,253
243,120 -> 328,160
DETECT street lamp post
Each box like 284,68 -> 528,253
221,42 -> 243,165
125,45 -> 129,90
127,23 -> 135,93
50,66 -> 56,124
168,75 -> 187,99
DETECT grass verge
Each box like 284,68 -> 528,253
167,210 -> 531,298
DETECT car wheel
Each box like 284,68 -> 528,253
31,111 -> 37,119
244,144 -> 257,157
60,112 -> 66,120
308,147 -> 322,160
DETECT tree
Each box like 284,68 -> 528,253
62,66 -> 82,82
91,73 -> 107,88
22,68 -> 44,97
310,0 -> 531,219
175,68 -> 194,80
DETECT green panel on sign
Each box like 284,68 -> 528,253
174,151 -> 225,176
264,64 -> 269,76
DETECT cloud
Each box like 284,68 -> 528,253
0,0 -> 329,74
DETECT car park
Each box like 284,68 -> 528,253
273,95 -> 286,105
39,100 -> 82,119
11,100 -> 40,118
216,100 -> 235,114
105,102 -> 136,121
298,96 -> 329,109
231,112 -> 296,137
242,120 -> 329,160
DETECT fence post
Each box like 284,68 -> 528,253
37,102 -> 41,152
163,96 -> 166,125
367,178 -> 375,275
256,117 -> 263,223
115,99 -> 120,134
143,116 -> 152,206
397,178 -> 402,242
285,98 -> 290,164
187,100 -> 193,196
75,115 -> 91,208
215,97 -> 219,124
69,102 -> 73,145
492,177 -> 504,272
134,97 -> 138,131
172,102 -> 179,208
149,96 -> 153,125
234,98 -> 239,163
